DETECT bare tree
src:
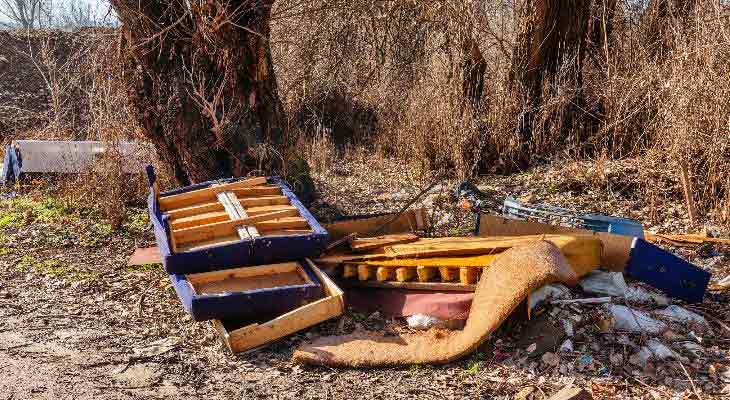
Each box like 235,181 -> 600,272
0,0 -> 51,28
111,0 -> 286,184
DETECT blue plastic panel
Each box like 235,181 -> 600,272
146,167 -> 328,274
625,238 -> 710,303
170,260 -> 323,321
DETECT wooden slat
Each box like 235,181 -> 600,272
166,200 -> 224,220
263,229 -> 313,236
178,235 -> 241,252
187,262 -> 301,285
335,279 -> 475,292
170,210 -> 230,230
238,196 -> 291,207
342,265 -> 358,279
439,266 -> 456,282
350,233 -> 420,252
172,209 -> 296,245
159,176 -> 267,210
231,186 -> 282,198
256,217 -> 310,231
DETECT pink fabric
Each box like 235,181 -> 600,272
346,288 -> 474,320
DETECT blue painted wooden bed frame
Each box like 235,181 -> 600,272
146,166 -> 328,274
169,260 -> 323,321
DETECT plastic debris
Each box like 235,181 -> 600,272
580,271 -> 628,297
530,284 -> 571,311
559,339 -> 574,353
406,314 -> 446,330
630,339 -> 683,367
579,271 -> 669,305
605,304 -> 668,334
655,305 -> 710,332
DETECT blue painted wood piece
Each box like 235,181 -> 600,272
170,260 -> 323,321
146,166 -> 328,274
625,238 -> 710,304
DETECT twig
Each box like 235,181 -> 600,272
677,360 -> 702,400
551,297 -> 612,305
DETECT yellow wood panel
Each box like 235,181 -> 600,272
159,177 -> 267,210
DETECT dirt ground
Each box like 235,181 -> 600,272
1,155 -> 729,399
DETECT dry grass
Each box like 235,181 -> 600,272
2,0 -> 730,227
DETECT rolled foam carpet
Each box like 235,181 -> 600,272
293,241 -> 581,367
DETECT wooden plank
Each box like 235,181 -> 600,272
350,233 -> 420,252
219,260 -> 344,354
178,235 -> 241,252
220,191 -> 259,240
323,209 -> 430,242
256,217 -> 310,231
238,196 -> 291,207
477,214 -> 631,272
346,254 -> 498,268
159,177 -> 267,210
335,279 -> 475,292
342,265 -> 358,279
165,200 -> 224,219
172,210 -> 297,245
245,204 -> 299,216
231,186 -> 282,198
187,262 -> 301,286
263,229 -> 314,236
170,210 -> 230,230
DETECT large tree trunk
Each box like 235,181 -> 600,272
111,0 -> 285,185
509,0 -> 607,167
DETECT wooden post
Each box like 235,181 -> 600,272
679,160 -> 697,226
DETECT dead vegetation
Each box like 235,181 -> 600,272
0,1 -> 729,227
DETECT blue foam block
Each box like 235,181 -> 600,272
625,238 -> 710,303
